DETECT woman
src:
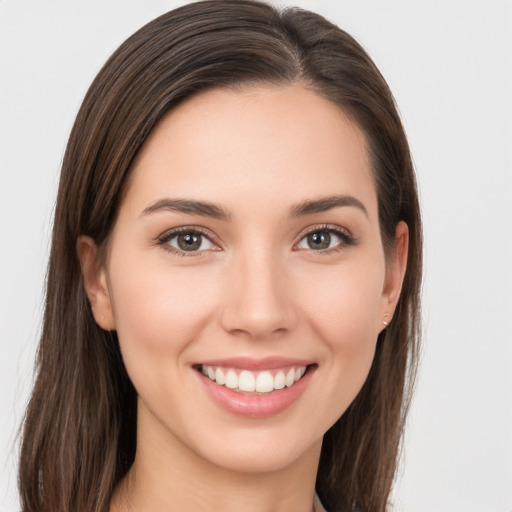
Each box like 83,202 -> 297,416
18,1 -> 422,511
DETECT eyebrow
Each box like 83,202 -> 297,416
141,194 -> 367,221
141,198 -> 231,220
289,195 -> 368,218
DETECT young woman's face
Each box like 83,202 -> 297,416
86,85 -> 406,474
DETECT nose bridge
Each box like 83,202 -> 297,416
220,242 -> 296,339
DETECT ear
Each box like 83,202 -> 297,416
379,221 -> 409,331
76,235 -> 116,331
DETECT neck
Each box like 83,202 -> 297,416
111,407 -> 322,512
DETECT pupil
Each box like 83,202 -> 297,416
178,233 -> 201,251
308,231 -> 330,250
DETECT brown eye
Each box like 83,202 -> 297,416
296,227 -> 352,252
167,232 -> 214,252
177,233 -> 201,251
306,231 -> 331,250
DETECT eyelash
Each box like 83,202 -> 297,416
156,226 -> 220,257
156,224 -> 355,257
294,224 -> 356,255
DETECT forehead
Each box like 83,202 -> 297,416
124,84 -> 377,220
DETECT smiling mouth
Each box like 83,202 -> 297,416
196,364 -> 313,394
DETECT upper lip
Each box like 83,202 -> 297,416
195,357 -> 314,371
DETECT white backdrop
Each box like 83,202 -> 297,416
1,1 -> 511,511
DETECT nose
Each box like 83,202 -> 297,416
219,249 -> 297,340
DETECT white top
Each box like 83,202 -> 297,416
313,493 -> 327,512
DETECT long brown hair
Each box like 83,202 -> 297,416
19,2 -> 422,511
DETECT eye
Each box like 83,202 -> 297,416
159,229 -> 217,254
296,227 -> 353,252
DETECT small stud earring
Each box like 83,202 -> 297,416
382,313 -> 391,326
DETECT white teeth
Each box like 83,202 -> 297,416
201,365 -> 308,393
255,371 -> 274,393
274,371 -> 285,390
238,370 -> 255,392
225,369 -> 238,389
215,367 -> 225,385
285,368 -> 295,387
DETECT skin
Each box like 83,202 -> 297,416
78,84 -> 408,512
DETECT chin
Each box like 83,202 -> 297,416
172,411 -> 326,476
197,434 -> 320,474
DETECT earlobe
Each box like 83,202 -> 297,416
76,236 -> 116,331
380,221 -> 409,328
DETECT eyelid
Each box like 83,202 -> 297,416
154,223 -> 354,256
293,223 -> 355,251
296,223 -> 352,240
156,225 -> 222,255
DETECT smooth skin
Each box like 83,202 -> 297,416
78,85 -> 408,512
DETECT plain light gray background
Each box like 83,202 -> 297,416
1,1 -> 511,511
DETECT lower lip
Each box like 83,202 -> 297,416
196,367 -> 315,418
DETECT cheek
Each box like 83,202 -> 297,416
298,260 -> 384,348
313,287 -> 380,383
294,260 -> 384,420
107,253 -> 221,367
